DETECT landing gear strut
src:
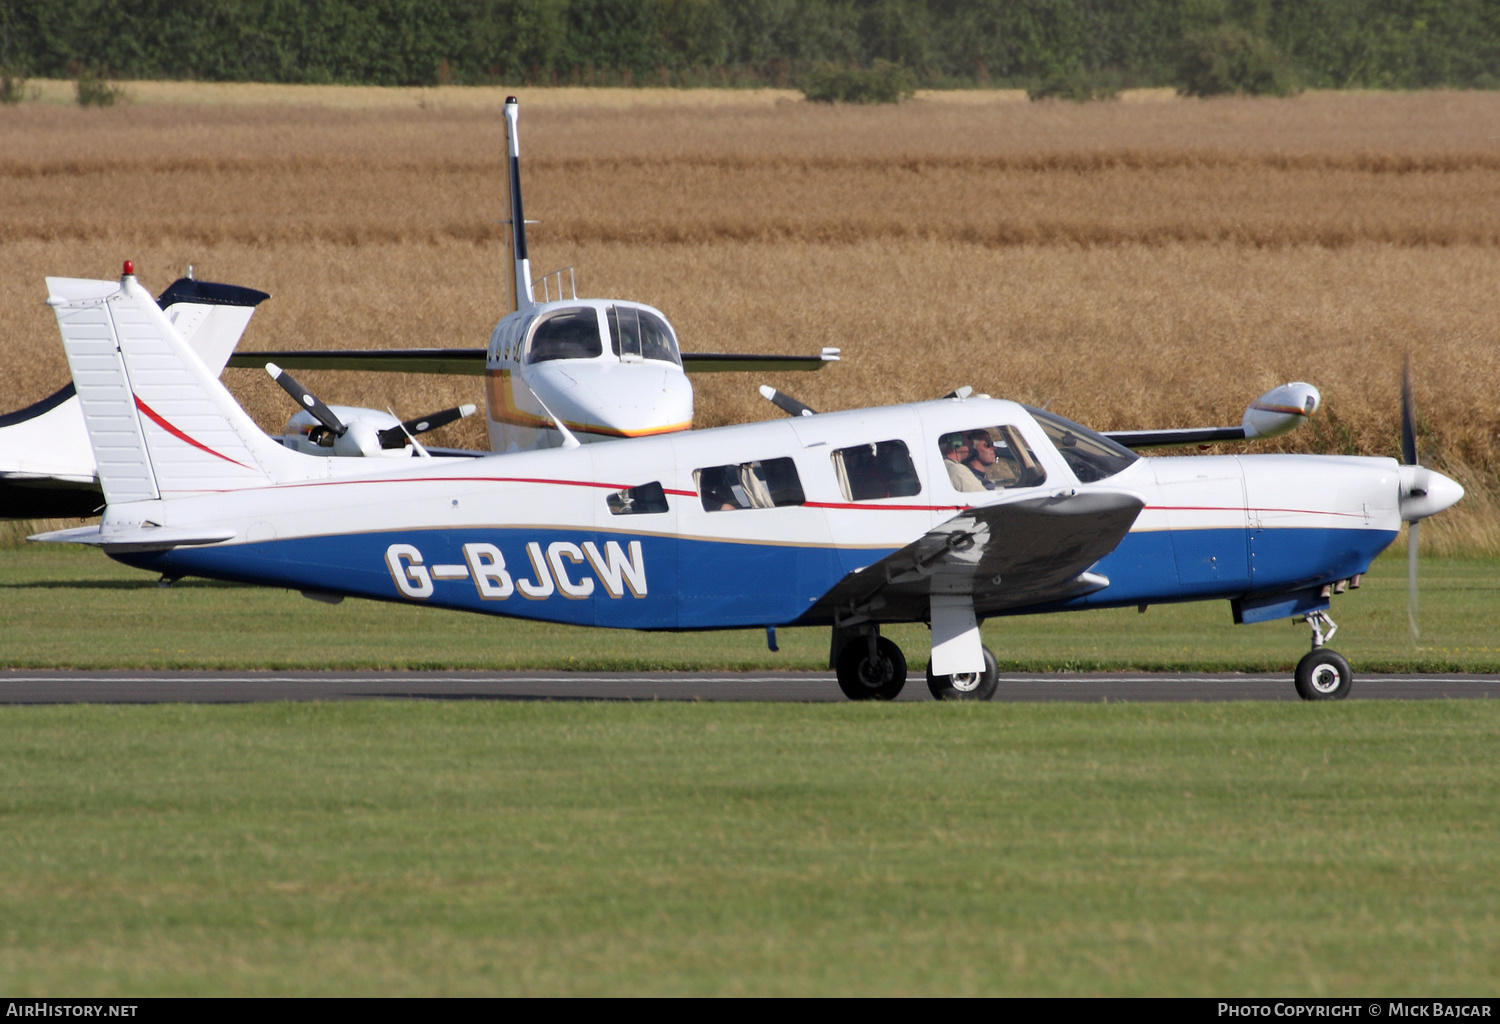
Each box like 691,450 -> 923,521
835,631 -> 907,701
926,645 -> 1000,701
1294,610 -> 1352,701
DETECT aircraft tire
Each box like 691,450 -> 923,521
1294,649 -> 1352,701
836,637 -> 907,701
926,646 -> 1000,701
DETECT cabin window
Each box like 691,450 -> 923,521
608,306 -> 682,366
607,481 -> 670,515
1026,407 -> 1139,483
937,425 -> 1047,493
528,308 -> 602,363
831,441 -> 921,502
695,458 -> 805,512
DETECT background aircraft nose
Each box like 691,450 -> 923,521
1398,465 -> 1464,521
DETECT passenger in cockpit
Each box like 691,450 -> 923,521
940,433 -> 986,492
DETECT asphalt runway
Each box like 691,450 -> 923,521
1,670 -> 1498,704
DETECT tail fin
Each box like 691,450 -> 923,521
501,97 -> 535,313
48,269 -> 311,503
155,276 -> 270,375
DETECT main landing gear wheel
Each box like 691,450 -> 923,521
836,636 -> 907,701
1295,648 -> 1352,701
926,645 -> 1000,701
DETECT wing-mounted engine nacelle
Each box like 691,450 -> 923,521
282,406 -> 410,458
1242,382 -> 1321,440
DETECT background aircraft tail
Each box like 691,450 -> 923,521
48,266 -> 315,503
500,97 -> 534,313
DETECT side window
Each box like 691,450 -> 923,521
937,425 -> 1047,493
695,458 -> 805,512
529,308 -> 602,363
607,481 -> 669,515
832,440 -> 921,502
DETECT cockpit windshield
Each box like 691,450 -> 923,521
528,308 -> 603,363
1025,407 -> 1140,483
608,306 -> 681,366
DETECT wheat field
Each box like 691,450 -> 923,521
2,88 -> 1498,551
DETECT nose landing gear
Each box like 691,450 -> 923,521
926,645 -> 1000,701
1294,610 -> 1352,700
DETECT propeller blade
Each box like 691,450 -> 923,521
376,404 -> 477,449
1401,353 -> 1418,466
266,363 -> 346,437
758,385 -> 816,417
1408,520 -> 1420,641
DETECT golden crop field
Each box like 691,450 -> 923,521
2,87 -> 1498,552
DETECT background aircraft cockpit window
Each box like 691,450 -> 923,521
606,481 -> 670,515
938,425 -> 1047,492
832,440 -> 922,502
1026,407 -> 1140,483
528,308 -> 602,363
695,458 -> 805,512
608,306 -> 682,366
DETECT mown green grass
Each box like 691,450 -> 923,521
1,545 -> 1497,671
0,700 -> 1495,996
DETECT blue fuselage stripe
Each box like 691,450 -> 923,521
119,525 -> 1397,630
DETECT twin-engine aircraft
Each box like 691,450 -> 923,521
0,97 -> 835,518
223,96 -> 839,454
33,267 -> 1463,701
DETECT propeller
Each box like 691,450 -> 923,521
1396,356 -> 1464,640
759,385 -> 817,417
267,362 -> 346,442
1402,355 -> 1420,640
375,404 -> 477,450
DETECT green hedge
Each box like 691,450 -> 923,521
1,0 -> 1497,90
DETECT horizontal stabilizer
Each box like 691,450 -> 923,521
28,523 -> 237,552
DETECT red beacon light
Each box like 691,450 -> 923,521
122,260 -> 134,277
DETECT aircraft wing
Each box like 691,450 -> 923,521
227,349 -> 489,376
680,348 -> 840,373
803,487 -> 1144,625
1105,426 -> 1247,449
227,347 -> 840,375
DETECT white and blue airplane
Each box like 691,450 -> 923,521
31,263 -> 1463,701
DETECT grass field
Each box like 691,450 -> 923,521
2,88 -> 1499,551
0,699 -> 1495,995
1,544 -> 1496,673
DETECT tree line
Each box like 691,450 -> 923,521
2,0 -> 1497,91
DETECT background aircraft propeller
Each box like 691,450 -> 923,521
375,404 -> 477,450
267,362 -> 346,442
758,385 -> 816,417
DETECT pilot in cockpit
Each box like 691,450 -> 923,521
940,433 -> 986,492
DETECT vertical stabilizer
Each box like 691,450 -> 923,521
501,97 -> 535,313
156,277 -> 271,376
48,267 -> 312,502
